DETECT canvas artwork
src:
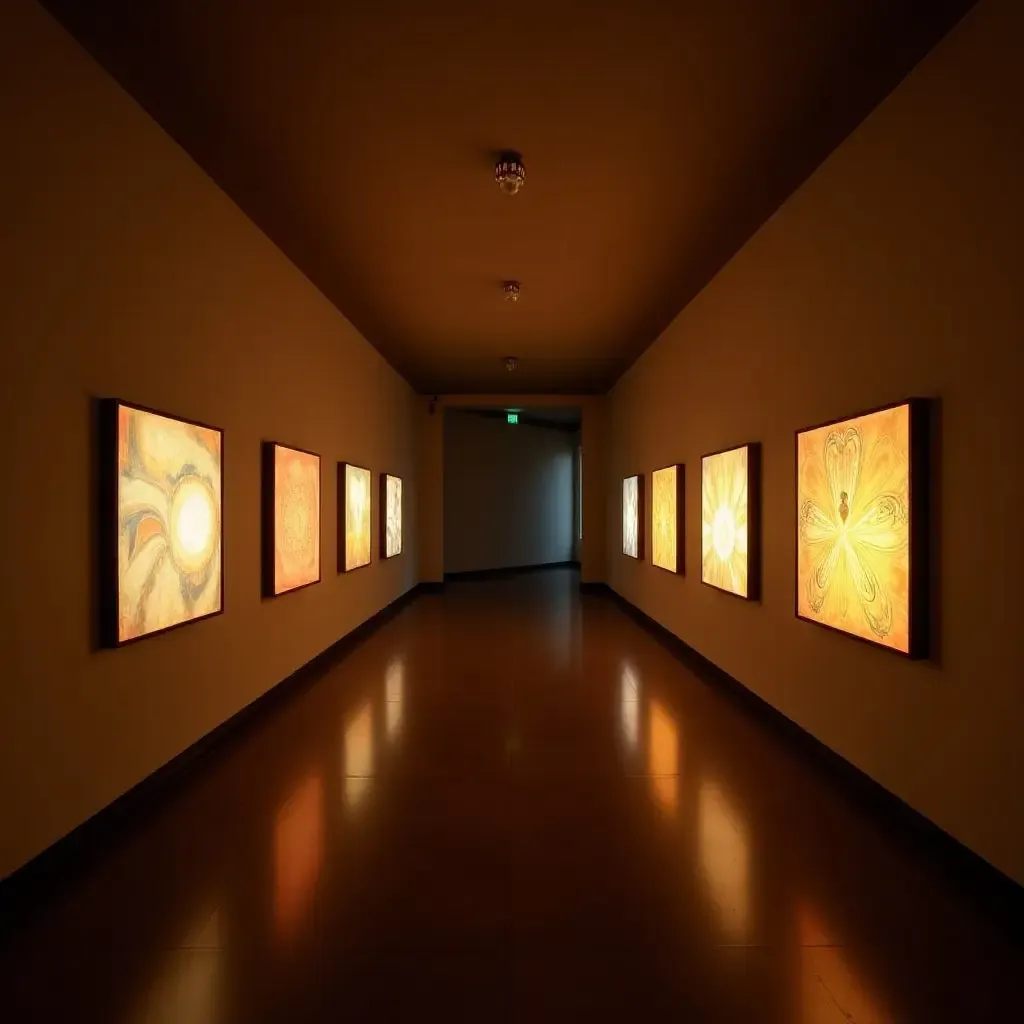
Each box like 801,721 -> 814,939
622,475 -> 643,559
382,474 -> 403,559
701,444 -> 760,599
340,463 -> 372,571
265,443 -> 321,595
110,402 -> 222,644
652,464 -> 685,574
796,401 -> 925,654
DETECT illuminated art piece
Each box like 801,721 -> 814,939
701,443 -> 761,599
622,474 -> 644,559
262,443 -> 321,596
380,473 -> 403,559
101,400 -> 223,646
796,400 -> 929,657
338,463 -> 371,572
652,464 -> 685,574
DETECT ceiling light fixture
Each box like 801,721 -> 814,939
494,151 -> 525,195
503,280 -> 520,302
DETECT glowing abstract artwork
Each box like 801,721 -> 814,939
701,444 -> 760,599
652,464 -> 684,573
383,474 -> 402,559
111,402 -> 222,644
265,443 -> 320,595
339,463 -> 371,571
622,474 -> 643,559
797,402 -> 922,654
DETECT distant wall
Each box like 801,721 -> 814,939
607,0 -> 1024,884
0,0 -> 417,880
443,411 -> 574,574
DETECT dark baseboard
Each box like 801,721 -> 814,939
0,581 -> 427,943
418,580 -> 445,593
444,561 -> 579,582
601,585 -> 1024,943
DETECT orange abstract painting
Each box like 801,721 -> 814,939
273,445 -> 320,594
115,403 -> 222,643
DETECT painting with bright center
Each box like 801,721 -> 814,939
385,474 -> 402,558
273,445 -> 321,593
701,447 -> 750,597
116,404 -> 222,643
622,475 -> 640,558
652,465 -> 682,573
797,404 -> 912,652
344,464 -> 372,570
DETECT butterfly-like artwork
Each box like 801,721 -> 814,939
797,404 -> 912,651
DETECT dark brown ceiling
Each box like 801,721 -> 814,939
44,0 -> 974,394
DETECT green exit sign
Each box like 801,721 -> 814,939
507,411 -> 518,424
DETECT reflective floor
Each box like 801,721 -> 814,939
2,569 -> 1022,1021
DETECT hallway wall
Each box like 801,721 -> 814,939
607,0 -> 1024,885
443,411 -> 575,574
0,0 -> 418,880
418,394 -> 608,585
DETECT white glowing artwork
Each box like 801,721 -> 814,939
384,474 -> 403,558
622,475 -> 641,558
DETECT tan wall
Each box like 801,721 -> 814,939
0,0 -> 418,880
607,0 -> 1024,885
418,395 -> 607,583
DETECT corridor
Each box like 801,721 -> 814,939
1,569 -> 1021,1021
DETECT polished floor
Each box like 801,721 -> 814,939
1,569 -> 1022,1021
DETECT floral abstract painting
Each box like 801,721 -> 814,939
652,464 -> 684,573
384,474 -> 402,558
341,464 -> 371,571
797,403 -> 916,653
113,403 -> 222,643
271,445 -> 321,594
622,475 -> 641,558
701,445 -> 758,598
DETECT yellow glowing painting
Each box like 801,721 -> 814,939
797,403 -> 913,652
701,445 -> 757,598
622,475 -> 640,558
652,465 -> 683,573
341,464 -> 371,571
384,474 -> 402,558
272,445 -> 321,594
115,403 -> 222,644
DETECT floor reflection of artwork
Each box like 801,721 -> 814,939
384,474 -> 403,558
797,402 -> 919,654
701,445 -> 758,598
274,774 -> 323,942
652,464 -> 684,573
268,444 -> 320,595
112,403 -> 222,644
648,699 -> 679,814
622,475 -> 641,558
340,463 -> 371,571
698,781 -> 750,943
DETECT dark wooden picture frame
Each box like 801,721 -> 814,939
795,398 -> 930,659
700,442 -> 761,601
262,441 -> 322,597
337,462 -> 372,573
379,471 -> 403,560
622,473 -> 646,560
99,398 -> 225,648
651,463 -> 686,575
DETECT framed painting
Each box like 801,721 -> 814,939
701,443 -> 761,600
622,474 -> 645,560
338,462 -> 372,572
379,472 -> 403,560
262,442 -> 321,597
100,399 -> 224,646
652,464 -> 685,574
796,399 -> 930,658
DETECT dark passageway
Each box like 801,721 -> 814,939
1,570 -> 1021,1022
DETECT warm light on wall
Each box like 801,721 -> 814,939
701,444 -> 760,599
652,464 -> 685,573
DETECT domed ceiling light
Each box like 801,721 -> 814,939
494,151 -> 525,195
503,280 -> 521,302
